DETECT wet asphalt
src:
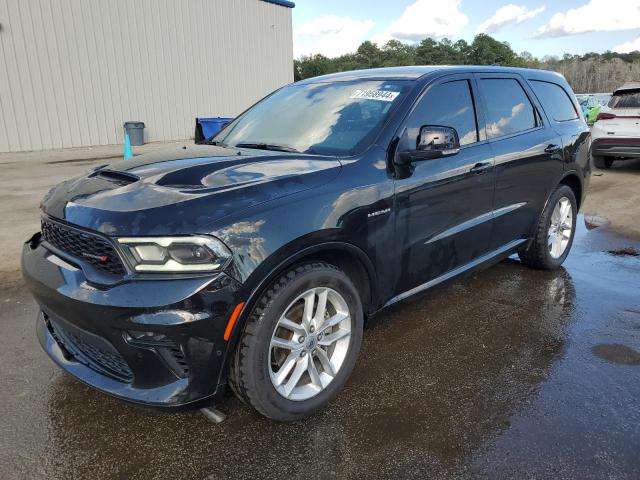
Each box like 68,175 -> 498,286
1,217 -> 639,480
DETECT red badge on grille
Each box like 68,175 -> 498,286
82,252 -> 109,262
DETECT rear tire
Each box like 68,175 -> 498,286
229,262 -> 363,421
593,155 -> 613,169
519,185 -> 577,270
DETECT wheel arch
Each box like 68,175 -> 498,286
559,171 -> 583,210
526,170 -> 584,245
244,242 -> 378,319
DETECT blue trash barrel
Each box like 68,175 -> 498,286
195,117 -> 233,143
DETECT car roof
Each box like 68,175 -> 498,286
295,65 -> 567,84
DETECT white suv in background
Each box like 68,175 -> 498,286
591,82 -> 640,169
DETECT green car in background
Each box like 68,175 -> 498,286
576,93 -> 611,124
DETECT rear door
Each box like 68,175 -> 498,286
392,74 -> 495,295
474,73 -> 563,250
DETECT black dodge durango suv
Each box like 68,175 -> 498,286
22,66 -> 590,421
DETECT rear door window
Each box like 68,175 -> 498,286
530,80 -> 579,121
478,79 -> 537,139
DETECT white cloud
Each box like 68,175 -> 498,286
476,4 -> 546,34
374,0 -> 468,45
613,36 -> 640,53
294,15 -> 374,58
536,0 -> 640,38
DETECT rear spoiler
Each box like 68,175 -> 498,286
613,86 -> 640,96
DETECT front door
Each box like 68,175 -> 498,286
393,75 -> 496,296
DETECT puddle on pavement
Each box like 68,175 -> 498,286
4,216 -> 640,480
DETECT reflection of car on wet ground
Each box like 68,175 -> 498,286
21,66 -> 591,421
591,83 -> 640,169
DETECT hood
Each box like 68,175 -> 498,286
42,144 -> 342,236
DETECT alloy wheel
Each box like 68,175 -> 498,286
268,287 -> 352,401
548,197 -> 573,259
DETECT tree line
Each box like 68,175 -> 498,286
294,34 -> 640,93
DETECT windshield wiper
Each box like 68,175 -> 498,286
234,142 -> 300,153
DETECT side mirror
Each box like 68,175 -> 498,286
398,125 -> 460,164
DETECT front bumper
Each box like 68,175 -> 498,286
592,138 -> 640,158
22,235 -> 243,407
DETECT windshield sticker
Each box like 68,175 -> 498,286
350,89 -> 399,102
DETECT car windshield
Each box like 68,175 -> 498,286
214,80 -> 412,156
608,90 -> 640,108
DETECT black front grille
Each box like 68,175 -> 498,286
47,316 -> 134,382
41,218 -> 126,275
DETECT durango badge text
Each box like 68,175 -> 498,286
367,208 -> 391,218
22,66 -> 591,421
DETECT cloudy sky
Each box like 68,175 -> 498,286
293,0 -> 640,59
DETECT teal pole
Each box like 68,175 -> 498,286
124,132 -> 133,160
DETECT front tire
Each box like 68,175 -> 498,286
229,262 -> 363,421
519,185 -> 577,270
593,155 -> 614,169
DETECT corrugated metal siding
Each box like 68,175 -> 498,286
0,0 -> 293,152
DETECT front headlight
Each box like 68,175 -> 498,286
117,236 -> 231,272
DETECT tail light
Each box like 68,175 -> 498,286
596,112 -> 616,121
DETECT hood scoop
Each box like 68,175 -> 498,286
92,169 -> 140,186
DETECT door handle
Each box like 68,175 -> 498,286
544,144 -> 561,154
469,162 -> 492,174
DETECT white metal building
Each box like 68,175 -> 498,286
0,0 -> 294,152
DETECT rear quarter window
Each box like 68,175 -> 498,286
530,80 -> 579,122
